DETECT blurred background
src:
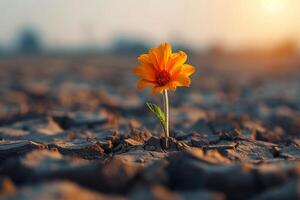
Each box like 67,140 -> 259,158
1,0 -> 300,54
0,0 -> 299,124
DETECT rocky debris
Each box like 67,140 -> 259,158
190,132 -> 220,146
0,117 -> 62,134
53,111 -> 108,129
114,149 -> 167,164
0,178 -> 16,196
0,128 -> 30,138
144,136 -> 189,152
254,162 -> 300,190
129,183 -> 224,200
123,129 -> 188,152
1,181 -> 124,200
176,190 -> 225,200
138,160 -> 170,185
210,120 -> 236,134
188,120 -> 213,135
49,139 -> 105,159
0,140 -> 45,162
36,117 -> 64,135
0,151 -> 142,194
280,144 -> 300,159
129,185 -> 182,200
124,129 -> 152,146
225,140 -> 277,163
0,117 -> 70,143
166,151 -> 300,200
251,179 -> 300,200
129,185 -> 224,200
0,56 -> 300,199
0,149 -> 89,184
167,156 -> 257,199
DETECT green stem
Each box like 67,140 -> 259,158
162,89 -> 169,147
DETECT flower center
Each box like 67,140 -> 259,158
156,70 -> 171,86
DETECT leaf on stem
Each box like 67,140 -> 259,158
146,102 -> 166,131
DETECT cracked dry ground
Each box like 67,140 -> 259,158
0,55 -> 300,200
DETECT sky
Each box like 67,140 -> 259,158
0,0 -> 300,50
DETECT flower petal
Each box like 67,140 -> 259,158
167,51 -> 187,74
133,65 -> 156,81
151,82 -> 177,94
149,43 -> 172,71
180,64 -> 196,76
158,43 -> 171,69
167,82 -> 177,91
149,48 -> 161,71
174,74 -> 191,87
138,54 -> 152,65
136,79 -> 157,90
151,86 -> 164,94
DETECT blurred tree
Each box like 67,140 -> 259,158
17,29 -> 42,54
172,43 -> 192,55
112,37 -> 150,55
0,46 -> 4,56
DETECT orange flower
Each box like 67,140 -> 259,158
133,42 -> 196,94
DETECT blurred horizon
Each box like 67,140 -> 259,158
1,0 -> 300,54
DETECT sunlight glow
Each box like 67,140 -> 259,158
261,0 -> 287,14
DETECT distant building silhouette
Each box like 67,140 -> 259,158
17,29 -> 42,54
